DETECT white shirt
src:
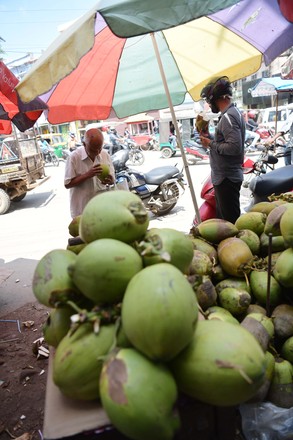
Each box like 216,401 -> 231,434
64,146 -> 115,218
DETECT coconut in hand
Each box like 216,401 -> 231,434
94,157 -> 110,186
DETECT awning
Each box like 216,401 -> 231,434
250,77 -> 293,97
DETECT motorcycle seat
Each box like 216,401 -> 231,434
253,165 -> 293,196
143,166 -> 180,185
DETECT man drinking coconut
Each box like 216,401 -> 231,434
65,128 -> 115,218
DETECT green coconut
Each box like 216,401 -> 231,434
189,236 -> 218,263
79,190 -> 149,244
211,263 -> 227,283
206,306 -> 239,325
69,238 -> 143,305
248,201 -> 278,215
191,218 -> 238,244
68,215 -> 81,237
235,212 -> 267,236
245,304 -> 267,316
135,228 -> 193,274
32,249 -> 80,307
249,270 -> 283,308
215,277 -> 251,295
248,351 -> 275,403
240,313 -> 274,352
237,229 -> 260,255
53,323 -> 116,400
273,248 -> 293,288
267,358 -> 293,408
264,203 -> 293,236
217,237 -> 254,278
259,233 -> 286,257
281,336 -> 293,364
218,287 -> 251,316
43,306 -> 74,348
100,348 -> 180,440
280,205 -> 293,247
169,320 -> 266,406
271,304 -> 293,339
188,249 -> 213,276
121,263 -> 198,361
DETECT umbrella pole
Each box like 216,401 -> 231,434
150,33 -> 202,224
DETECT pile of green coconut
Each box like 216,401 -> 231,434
33,191 -> 293,440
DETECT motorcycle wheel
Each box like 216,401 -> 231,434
51,154 -> 60,166
151,182 -> 180,216
129,150 -> 145,166
186,155 -> 200,165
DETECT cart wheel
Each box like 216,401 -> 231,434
161,147 -> 173,159
12,192 -> 27,202
0,189 -> 11,214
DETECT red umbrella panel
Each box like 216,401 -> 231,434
0,61 -> 47,134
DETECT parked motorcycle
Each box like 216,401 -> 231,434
183,140 -> 210,165
104,141 -> 145,166
112,147 -> 185,216
160,138 -> 209,164
191,150 -> 292,226
245,127 -> 287,152
60,148 -> 71,161
42,146 -> 59,166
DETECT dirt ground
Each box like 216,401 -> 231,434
0,302 -> 49,440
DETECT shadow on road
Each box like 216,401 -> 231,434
0,257 -> 38,316
7,190 -> 57,213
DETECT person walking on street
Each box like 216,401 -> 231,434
64,128 -> 115,218
199,76 -> 246,224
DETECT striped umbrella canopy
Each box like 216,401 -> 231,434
16,0 -> 293,123
0,61 -> 47,134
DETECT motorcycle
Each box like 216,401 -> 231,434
112,146 -> 185,216
42,146 -> 59,166
191,148 -> 292,226
104,141 -> 145,166
183,139 -> 210,165
160,138 -> 210,164
60,148 -> 71,161
245,127 -> 287,152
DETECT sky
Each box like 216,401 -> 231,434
0,0 -> 98,64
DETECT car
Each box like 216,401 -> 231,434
257,104 -> 293,132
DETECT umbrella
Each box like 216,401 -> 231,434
16,0 -> 293,115
15,0 -> 293,220
250,76 -> 293,132
0,61 -> 47,135
250,77 -> 293,97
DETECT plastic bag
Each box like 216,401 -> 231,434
240,402 -> 293,440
